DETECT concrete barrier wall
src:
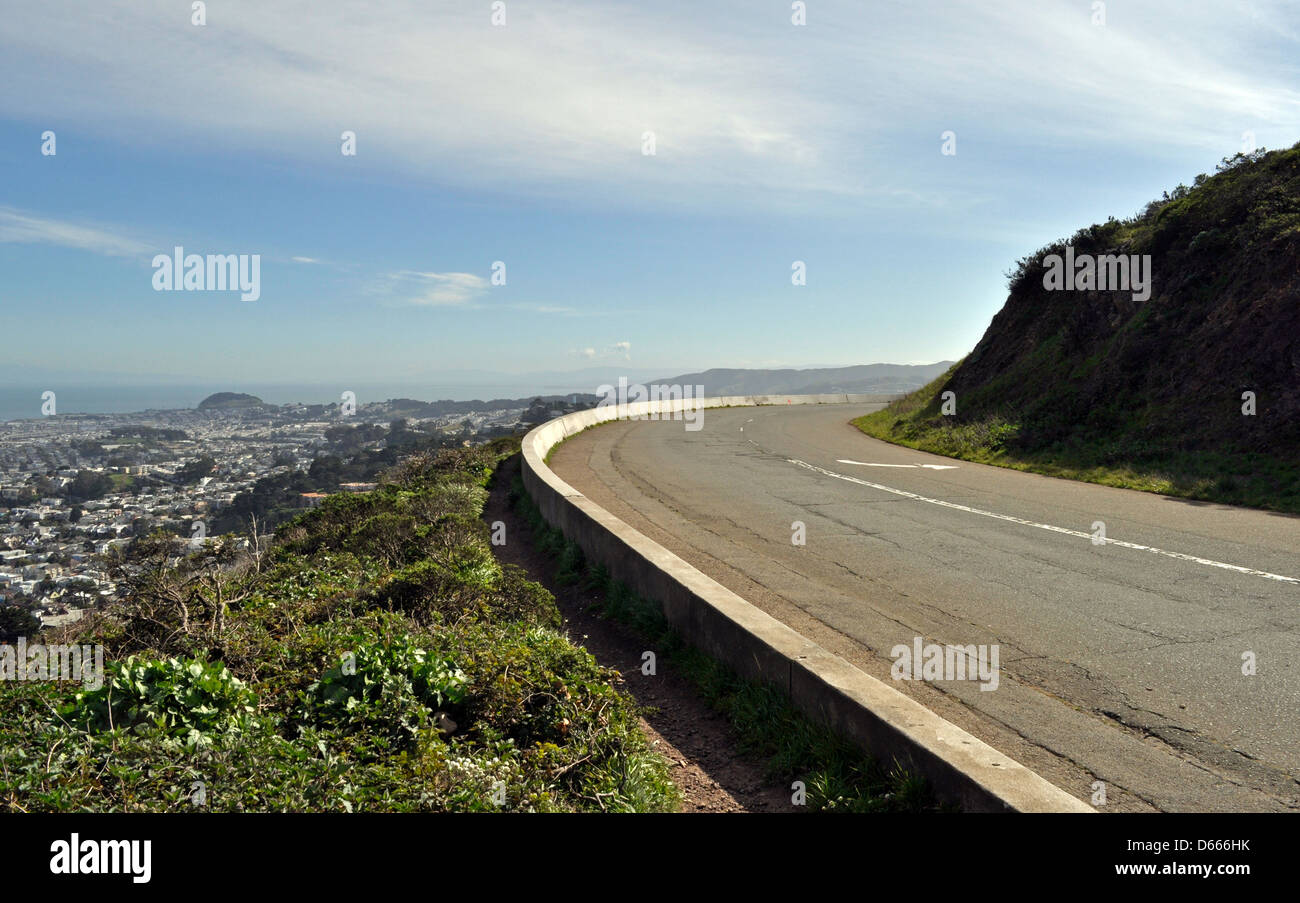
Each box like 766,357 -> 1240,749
522,395 -> 1092,813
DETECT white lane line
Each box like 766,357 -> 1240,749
788,457 -> 1300,585
838,459 -> 959,470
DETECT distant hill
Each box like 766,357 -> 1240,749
653,363 -> 954,396
857,142 -> 1300,512
198,392 -> 265,410
368,394 -> 599,419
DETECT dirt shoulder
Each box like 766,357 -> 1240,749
484,454 -> 793,813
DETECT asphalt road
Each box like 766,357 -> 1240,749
548,402 -> 1300,811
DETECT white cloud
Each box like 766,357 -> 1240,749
0,207 -> 151,257
390,270 -> 488,307
862,0 -> 1300,151
291,256 -> 320,264
572,341 -> 630,361
511,303 -> 579,316
0,2 -> 843,207
0,2 -> 1296,213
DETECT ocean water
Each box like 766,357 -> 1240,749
0,387 -> 216,423
0,382 -> 581,423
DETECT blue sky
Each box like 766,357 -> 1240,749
1,0 -> 1298,388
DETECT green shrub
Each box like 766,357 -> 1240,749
307,637 -> 467,745
367,557 -> 495,624
66,656 -> 257,749
346,511 -> 421,566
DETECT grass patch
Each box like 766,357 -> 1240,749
2,439 -> 679,813
854,371 -> 1300,514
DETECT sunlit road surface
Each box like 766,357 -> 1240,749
549,403 -> 1300,811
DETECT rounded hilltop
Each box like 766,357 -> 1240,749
197,392 -> 265,410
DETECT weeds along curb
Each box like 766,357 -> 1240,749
519,396 -> 1095,814
509,475 -> 939,812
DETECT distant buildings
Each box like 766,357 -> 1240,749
0,394 -> 557,623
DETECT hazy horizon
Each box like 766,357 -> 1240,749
0,360 -> 955,421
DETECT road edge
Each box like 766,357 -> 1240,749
522,394 -> 1094,813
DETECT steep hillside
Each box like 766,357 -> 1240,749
857,143 -> 1300,512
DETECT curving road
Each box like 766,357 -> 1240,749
548,402 -> 1300,812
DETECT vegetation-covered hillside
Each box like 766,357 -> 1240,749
858,142 -> 1300,512
197,392 -> 264,410
0,439 -> 677,811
